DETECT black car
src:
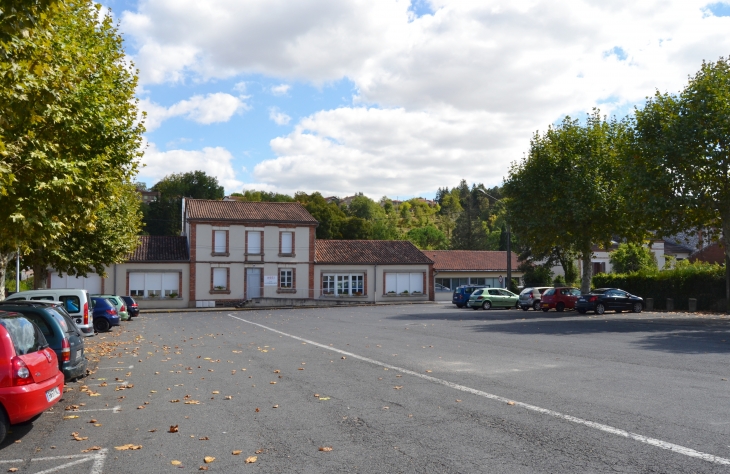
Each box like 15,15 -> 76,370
452,285 -> 487,308
0,301 -> 87,380
575,288 -> 644,315
121,296 -> 139,318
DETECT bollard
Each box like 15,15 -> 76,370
666,298 -> 674,312
645,298 -> 654,311
688,298 -> 697,312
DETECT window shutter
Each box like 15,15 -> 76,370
281,232 -> 293,253
396,273 -> 410,293
248,231 -> 261,254
146,273 -> 162,293
129,273 -> 145,293
162,273 -> 178,293
213,268 -> 227,288
385,274 -> 397,293
409,273 -> 423,293
214,231 -> 226,253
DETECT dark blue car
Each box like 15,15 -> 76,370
90,297 -> 120,333
452,285 -> 487,308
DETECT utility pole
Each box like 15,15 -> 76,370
15,248 -> 20,293
478,189 -> 512,290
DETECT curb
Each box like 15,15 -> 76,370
140,300 -> 439,314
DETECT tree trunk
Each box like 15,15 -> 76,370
33,262 -> 48,289
0,252 -> 11,301
581,248 -> 593,294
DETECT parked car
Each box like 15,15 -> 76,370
92,294 -> 129,321
540,287 -> 582,312
452,285 -> 486,308
90,297 -> 121,333
5,289 -> 94,337
518,287 -> 551,311
467,288 -> 519,310
575,288 -> 644,315
0,301 -> 87,380
120,296 -> 139,318
0,312 -> 65,444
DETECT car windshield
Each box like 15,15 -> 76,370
544,289 -> 555,296
0,316 -> 48,355
520,289 -> 532,295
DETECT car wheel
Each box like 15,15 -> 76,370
0,408 -> 8,445
556,303 -> 565,312
595,303 -> 606,315
533,301 -> 541,311
616,309 -> 622,313
632,302 -> 642,313
521,306 -> 528,311
482,301 -> 492,310
456,304 -> 464,308
542,308 -> 549,312
577,308 -> 587,314
94,318 -> 111,333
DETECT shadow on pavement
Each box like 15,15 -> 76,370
389,310 -> 730,353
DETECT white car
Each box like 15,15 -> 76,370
5,289 -> 94,337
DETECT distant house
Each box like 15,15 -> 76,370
137,188 -> 161,204
690,242 -> 725,265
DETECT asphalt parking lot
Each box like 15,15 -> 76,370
1,304 -> 729,473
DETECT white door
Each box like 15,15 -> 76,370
246,268 -> 261,299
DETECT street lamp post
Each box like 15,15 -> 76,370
478,190 -> 511,290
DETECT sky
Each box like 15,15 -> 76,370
102,0 -> 730,199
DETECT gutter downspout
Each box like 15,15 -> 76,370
374,264 -> 377,304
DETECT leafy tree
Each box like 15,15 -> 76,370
609,243 -> 658,274
231,189 -> 294,202
504,111 -> 640,293
340,217 -> 371,239
0,1 -> 144,293
144,171 -> 224,235
630,58 -> 730,306
518,261 -> 553,287
406,225 -> 449,250
297,192 -> 347,239
451,181 -> 488,249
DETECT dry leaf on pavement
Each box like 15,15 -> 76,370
507,401 -> 515,406
8,468 -> 18,472
115,444 -> 142,451
204,456 -> 215,463
232,450 -> 242,455
71,432 -> 88,441
394,386 -> 403,390
169,425 -> 179,433
245,456 -> 257,463
199,467 -> 208,471
171,460 -> 182,466
81,446 -> 102,453
63,415 -> 79,420
319,446 -> 333,452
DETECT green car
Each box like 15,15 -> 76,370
467,288 -> 519,310
92,294 -> 130,321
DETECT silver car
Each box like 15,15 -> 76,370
518,287 -> 551,311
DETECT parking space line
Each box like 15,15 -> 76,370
228,313 -> 730,466
54,406 -> 122,414
0,449 -> 106,474
0,459 -> 24,464
96,365 -> 133,370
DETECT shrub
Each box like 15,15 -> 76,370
592,260 -> 725,311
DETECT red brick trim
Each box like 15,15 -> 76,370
364,272 -> 368,297
308,227 -> 315,299
428,265 -> 435,301
210,267 -> 231,294
179,271 -> 184,300
125,272 -> 129,296
189,223 -> 197,304
211,229 -> 230,256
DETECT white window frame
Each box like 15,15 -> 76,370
247,231 -> 262,255
281,231 -> 293,254
324,273 -> 365,296
129,272 -> 180,298
213,230 -> 227,254
212,268 -> 228,290
280,269 -> 293,289
385,272 -> 424,295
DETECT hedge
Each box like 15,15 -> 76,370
592,262 -> 726,312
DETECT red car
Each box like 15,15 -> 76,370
540,287 -> 582,312
0,312 -> 65,443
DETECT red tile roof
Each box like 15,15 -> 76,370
315,240 -> 434,265
425,250 -> 519,272
127,236 -> 189,262
185,199 -> 318,225
690,242 -> 725,265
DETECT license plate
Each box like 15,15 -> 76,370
46,386 -> 61,402
578,298 -> 585,302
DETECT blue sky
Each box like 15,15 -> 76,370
103,0 -> 730,199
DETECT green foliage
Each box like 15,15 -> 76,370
609,243 -> 658,274
232,189 -> 294,202
406,225 -> 449,250
518,261 -> 553,287
145,171 -> 224,235
0,1 -> 144,289
552,275 -> 567,287
504,111 -> 641,292
593,260 -> 726,311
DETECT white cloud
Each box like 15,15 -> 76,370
268,107 -> 291,125
252,106 -> 520,197
139,141 -> 243,192
270,84 -> 291,96
140,93 -> 248,131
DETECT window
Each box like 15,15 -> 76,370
385,273 -> 424,294
471,278 -> 486,286
213,230 -> 227,254
280,269 -> 293,289
248,231 -> 262,254
212,268 -> 228,290
0,316 -> 47,355
59,295 -> 80,313
281,232 -> 293,254
129,272 -> 180,298
322,275 -> 335,295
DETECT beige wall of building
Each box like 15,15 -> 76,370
102,263 -> 190,309
314,264 -> 431,303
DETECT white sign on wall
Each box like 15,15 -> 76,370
264,275 -> 278,286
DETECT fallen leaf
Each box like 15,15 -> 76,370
507,401 -> 515,406
426,370 -> 432,373
255,408 -> 260,412
314,394 -> 319,398
171,460 -> 182,466
199,467 -> 208,471
272,404 -> 279,408
319,446 -> 333,452
232,450 -> 242,455
8,468 -> 18,472
169,425 -> 179,433
255,449 -> 263,454
298,368 -> 304,370
71,432 -> 88,441
199,437 -> 209,440
224,396 -> 232,400
185,400 -> 200,405
148,429 -> 157,433
393,386 -> 403,390
115,444 -> 142,451
204,456 -> 215,463
170,399 -> 180,403
341,356 -> 346,360
212,391 -> 219,394
94,424 -> 102,427
318,397 -> 330,401
245,456 -> 257,464
269,381 -> 276,385
456,400 -> 462,403
81,446 -> 102,453
273,370 -> 280,373
88,419 -> 97,423
63,415 -> 79,420
137,406 -> 145,410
